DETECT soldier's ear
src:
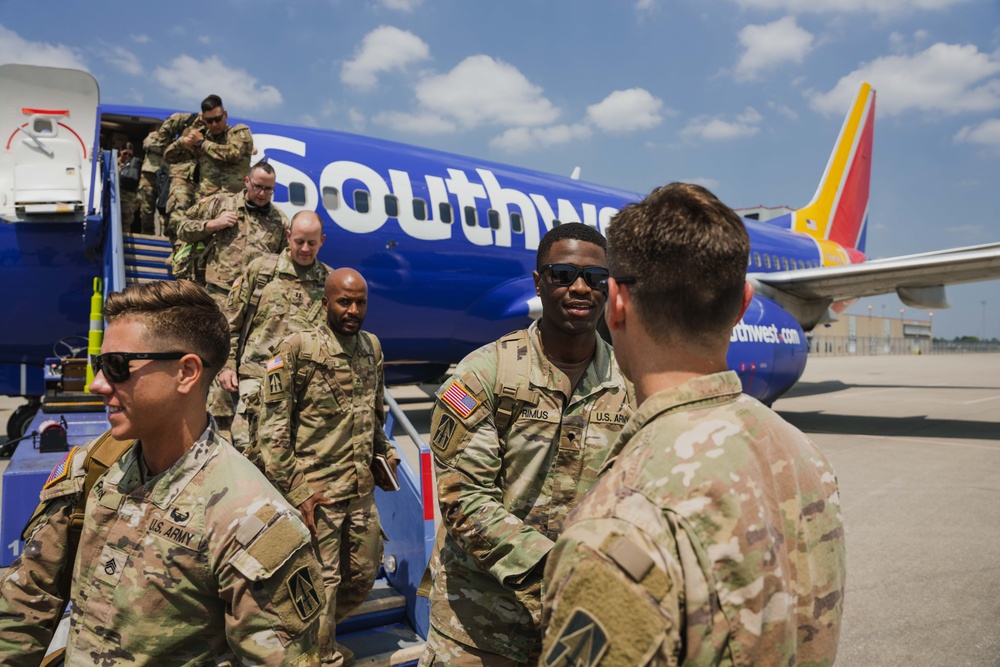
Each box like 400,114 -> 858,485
176,354 -> 204,396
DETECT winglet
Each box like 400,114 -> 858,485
793,82 -> 875,253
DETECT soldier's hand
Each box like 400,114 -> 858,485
218,369 -> 238,392
297,493 -> 336,539
206,211 -> 238,232
372,455 -> 400,491
184,129 -> 204,149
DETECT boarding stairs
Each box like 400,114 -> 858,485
121,233 -> 172,284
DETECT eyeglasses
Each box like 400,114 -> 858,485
540,264 -> 610,291
202,113 -> 225,125
247,181 -> 274,194
610,276 -> 636,286
90,352 -> 206,383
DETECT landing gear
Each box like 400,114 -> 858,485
2,397 -> 41,457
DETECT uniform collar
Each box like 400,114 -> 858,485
277,251 -> 329,281
526,320 -> 622,403
322,325 -> 370,359
110,417 -> 225,509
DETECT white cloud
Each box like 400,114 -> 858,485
415,55 -> 560,128
681,107 -> 763,140
130,34 -> 151,44
347,108 -> 367,132
732,0 -> 974,15
808,43 -> 1000,116
635,0 -> 657,10
379,0 -> 423,10
586,88 -> 665,132
373,110 -> 457,134
153,55 -> 283,111
955,118 -> 1000,145
100,45 -> 143,76
768,100 -> 799,119
0,23 -> 88,71
735,17 -> 814,82
341,26 -> 430,90
490,124 -> 593,152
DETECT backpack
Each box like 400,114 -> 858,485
119,157 -> 142,192
155,163 -> 170,214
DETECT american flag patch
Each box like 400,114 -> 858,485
266,355 -> 284,372
232,275 -> 243,289
44,446 -> 78,489
441,382 -> 480,419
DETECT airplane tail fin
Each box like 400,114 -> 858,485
792,82 -> 875,254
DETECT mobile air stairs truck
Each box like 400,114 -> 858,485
0,64 -> 432,665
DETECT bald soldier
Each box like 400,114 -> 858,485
258,269 -> 402,667
220,210 -> 331,456
541,183 -> 846,666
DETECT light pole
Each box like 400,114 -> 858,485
983,300 -> 987,340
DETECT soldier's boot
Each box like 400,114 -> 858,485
335,643 -> 355,667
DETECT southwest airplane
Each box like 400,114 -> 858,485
2,63 -> 1000,440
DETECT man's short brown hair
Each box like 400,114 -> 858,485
606,182 -> 749,344
103,280 -> 229,375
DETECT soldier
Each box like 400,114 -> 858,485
155,111 -> 203,241
0,280 -> 323,665
419,223 -> 634,667
259,269 -> 401,667
176,160 -> 288,437
118,142 -> 138,232
220,210 -> 330,455
137,128 -> 163,235
164,94 -> 253,201
540,183 -> 847,666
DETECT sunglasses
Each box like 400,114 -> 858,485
202,113 -> 225,124
90,352 -> 205,383
540,264 -> 610,291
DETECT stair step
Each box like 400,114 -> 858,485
339,622 -> 423,667
338,579 -> 406,634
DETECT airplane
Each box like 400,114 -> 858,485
2,63 -> 1000,445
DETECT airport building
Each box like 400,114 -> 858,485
809,311 -> 933,355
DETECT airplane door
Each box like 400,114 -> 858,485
0,64 -> 99,222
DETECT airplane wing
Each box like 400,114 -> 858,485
749,243 -> 1000,330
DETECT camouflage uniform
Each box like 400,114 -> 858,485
421,322 -> 634,665
259,326 -> 399,666
118,155 -> 138,233
157,112 -> 202,239
164,121 -> 253,200
540,372 -> 846,667
137,132 -> 164,235
62,421 -> 324,666
224,250 -> 331,454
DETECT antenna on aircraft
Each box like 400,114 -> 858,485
570,167 -> 581,180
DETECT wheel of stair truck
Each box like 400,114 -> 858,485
2,396 -> 40,457
53,335 -> 89,362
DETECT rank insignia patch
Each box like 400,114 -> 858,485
543,608 -> 609,667
441,381 -> 480,419
287,566 -> 321,620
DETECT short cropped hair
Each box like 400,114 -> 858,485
249,160 -> 275,178
607,182 -> 749,343
536,222 -> 607,269
290,210 -> 324,234
103,280 -> 229,376
201,95 -> 223,113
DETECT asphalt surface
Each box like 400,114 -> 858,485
2,354 -> 998,665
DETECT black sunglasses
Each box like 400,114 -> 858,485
540,264 -> 610,291
90,352 -> 206,383
202,113 -> 225,124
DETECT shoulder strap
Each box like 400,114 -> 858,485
492,329 -> 540,437
60,430 -> 134,599
294,331 -> 321,399
361,331 -> 382,362
237,255 -> 281,362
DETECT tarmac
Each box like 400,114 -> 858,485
1,353 -> 998,666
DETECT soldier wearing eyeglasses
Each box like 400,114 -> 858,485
0,280 -> 323,666
176,160 -> 289,438
419,223 -> 635,667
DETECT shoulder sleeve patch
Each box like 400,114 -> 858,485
286,565 -> 322,620
43,446 -> 79,490
266,354 -> 285,372
543,608 -> 609,667
440,381 -> 481,419
263,354 -> 291,402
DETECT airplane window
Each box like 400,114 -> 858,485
439,202 -> 453,224
289,182 -> 307,206
511,212 -> 524,234
797,259 -> 805,269
772,255 -> 779,269
322,186 -> 340,211
764,255 -> 771,269
753,252 -> 761,267
464,206 -> 477,227
385,195 -> 399,218
782,257 -> 789,271
354,190 -> 370,214
413,198 -> 427,220
488,209 -> 501,230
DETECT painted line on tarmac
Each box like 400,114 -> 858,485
963,395 -> 1000,405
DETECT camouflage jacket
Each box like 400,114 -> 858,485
165,122 -> 253,198
65,420 -> 323,666
427,322 -> 634,661
225,251 -> 331,380
141,131 -> 164,174
0,443 -> 90,665
258,327 -> 398,508
541,372 -> 846,667
176,191 -> 288,291
158,112 -> 202,181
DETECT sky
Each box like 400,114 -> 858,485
1,0 -> 999,340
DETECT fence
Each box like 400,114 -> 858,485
807,336 -> 1000,356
